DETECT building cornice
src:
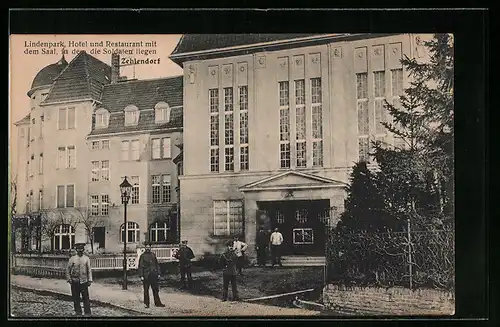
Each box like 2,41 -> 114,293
40,98 -> 99,107
86,127 -> 183,139
169,33 -> 400,65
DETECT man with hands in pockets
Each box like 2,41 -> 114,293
138,242 -> 165,308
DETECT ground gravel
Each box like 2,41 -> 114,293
10,286 -> 145,317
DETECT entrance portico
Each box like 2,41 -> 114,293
240,170 -> 347,257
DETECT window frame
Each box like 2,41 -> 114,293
311,78 -> 323,167
356,72 -> 370,162
209,88 -> 220,172
292,228 -> 314,245
239,85 -> 249,171
53,224 -> 75,250
120,221 -> 140,243
213,200 -> 244,237
56,184 -> 75,208
279,81 -> 291,169
149,221 -> 170,243
58,107 -> 76,130
124,105 -> 140,126
154,102 -> 171,123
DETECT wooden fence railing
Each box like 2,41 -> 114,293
11,246 -> 180,273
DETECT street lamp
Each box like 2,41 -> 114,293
120,176 -> 133,290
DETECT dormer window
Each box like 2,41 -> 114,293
124,105 -> 140,126
155,102 -> 171,123
95,108 -> 110,129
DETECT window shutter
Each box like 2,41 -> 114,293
163,138 -> 171,158
66,185 -> 75,207
67,108 -> 76,129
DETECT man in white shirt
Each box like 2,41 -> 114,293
269,228 -> 284,267
232,236 -> 248,276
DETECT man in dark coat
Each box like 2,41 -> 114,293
138,242 -> 165,308
174,240 -> 195,289
256,229 -> 268,267
219,240 -> 240,302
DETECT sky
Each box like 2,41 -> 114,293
9,34 -> 183,180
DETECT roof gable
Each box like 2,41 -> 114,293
43,51 -> 111,105
240,171 -> 347,192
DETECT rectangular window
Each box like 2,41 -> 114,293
213,200 -> 244,236
374,71 -> 386,98
279,81 -> 289,107
209,89 -> 219,113
224,147 -> 234,172
57,147 -> 66,169
152,175 -> 161,204
101,139 -> 110,149
240,146 -> 249,171
279,81 -> 291,169
101,194 -> 109,216
91,161 -> 99,182
210,148 -> 219,172
155,107 -> 167,122
280,143 -> 291,169
374,71 -> 387,135
130,140 -> 140,160
67,146 -> 76,168
224,112 -> 234,145
312,78 -> 323,167
295,80 -> 306,168
224,87 -> 234,112
40,115 -> 44,138
101,160 -> 109,181
57,185 -> 66,208
152,138 -> 161,159
162,137 -> 171,159
358,137 -> 370,162
295,79 -> 305,105
58,108 -> 67,130
357,73 -> 370,162
209,89 -> 220,173
91,141 -> 100,150
130,176 -> 139,204
38,153 -> 43,174
162,175 -> 171,203
39,189 -> 43,211
293,228 -> 314,245
121,141 -> 129,161
296,142 -> 307,168
125,111 -> 138,126
391,69 -> 404,97
90,195 -> 99,216
66,185 -> 74,207
67,107 -> 75,129
210,115 -> 219,146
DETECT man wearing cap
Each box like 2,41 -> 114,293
66,243 -> 93,316
219,240 -> 240,301
138,242 -> 165,308
173,240 -> 195,289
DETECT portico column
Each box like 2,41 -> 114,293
244,196 -> 258,262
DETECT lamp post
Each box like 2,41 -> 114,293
120,177 -> 133,290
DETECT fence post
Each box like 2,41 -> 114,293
407,218 -> 413,290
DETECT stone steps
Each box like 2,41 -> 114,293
280,256 -> 326,267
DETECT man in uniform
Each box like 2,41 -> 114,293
219,240 -> 240,302
174,240 -> 195,289
66,243 -> 93,316
138,242 -> 165,308
256,229 -> 268,267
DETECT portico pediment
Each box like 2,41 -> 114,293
239,170 -> 347,192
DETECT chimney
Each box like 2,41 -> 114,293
111,53 -> 120,84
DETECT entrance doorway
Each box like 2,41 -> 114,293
257,199 -> 330,256
92,227 -> 106,249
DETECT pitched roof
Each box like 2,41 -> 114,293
88,76 -> 183,136
42,51 -> 111,105
14,113 -> 31,125
170,34 -> 323,55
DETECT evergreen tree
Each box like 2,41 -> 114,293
338,162 -> 399,232
374,33 -> 454,224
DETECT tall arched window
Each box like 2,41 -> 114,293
154,102 -> 171,123
120,221 -> 140,243
149,221 -> 170,242
53,224 -> 75,250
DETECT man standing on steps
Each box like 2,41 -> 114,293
66,243 -> 93,316
219,241 -> 240,302
138,242 -> 165,308
232,236 -> 248,276
174,240 -> 195,289
270,228 -> 284,268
